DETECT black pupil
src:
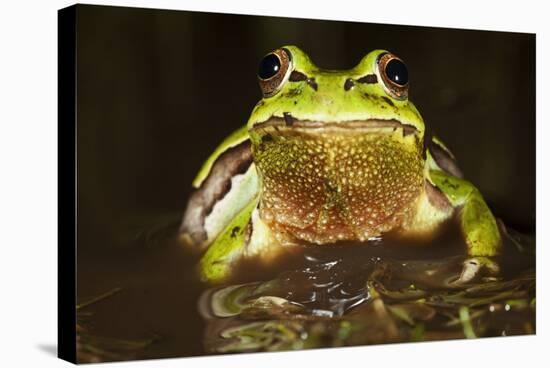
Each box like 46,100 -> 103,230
385,59 -> 408,86
258,54 -> 281,79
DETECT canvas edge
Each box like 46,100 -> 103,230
58,4 -> 77,364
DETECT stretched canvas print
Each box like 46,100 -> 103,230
58,4 -> 536,363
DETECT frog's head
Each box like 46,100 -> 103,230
248,46 -> 426,243
248,45 -> 425,137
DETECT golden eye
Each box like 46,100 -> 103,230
377,52 -> 409,100
258,48 -> 292,97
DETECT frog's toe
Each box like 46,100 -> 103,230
450,257 -> 500,286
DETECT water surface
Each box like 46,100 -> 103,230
76,216 -> 535,362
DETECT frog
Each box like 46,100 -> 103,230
180,46 -> 501,285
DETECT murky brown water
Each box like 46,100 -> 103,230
76,214 -> 535,363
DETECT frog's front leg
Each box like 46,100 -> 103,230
180,125 -> 253,249
179,126 -> 262,282
198,194 -> 259,282
429,169 -> 501,284
180,127 -> 281,283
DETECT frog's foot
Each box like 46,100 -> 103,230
450,257 -> 500,286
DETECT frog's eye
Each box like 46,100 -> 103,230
377,52 -> 409,100
258,48 -> 292,97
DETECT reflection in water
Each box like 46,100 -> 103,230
199,226 -> 535,353
76,217 -> 535,362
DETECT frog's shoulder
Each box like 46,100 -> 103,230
181,125 -> 255,247
192,125 -> 250,188
425,132 -> 463,178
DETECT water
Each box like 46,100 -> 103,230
76,216 -> 535,362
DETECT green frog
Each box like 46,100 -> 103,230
180,46 -> 501,284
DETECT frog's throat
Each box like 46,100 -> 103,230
250,117 -> 425,244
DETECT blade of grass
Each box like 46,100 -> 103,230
77,287 -> 122,310
459,306 -> 477,339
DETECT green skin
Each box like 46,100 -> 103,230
182,46 -> 501,284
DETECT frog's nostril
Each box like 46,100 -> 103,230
344,78 -> 355,91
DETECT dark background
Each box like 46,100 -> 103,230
76,4 -> 535,253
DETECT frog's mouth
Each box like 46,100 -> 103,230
250,117 -> 419,137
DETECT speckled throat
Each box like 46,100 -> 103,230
250,117 -> 425,244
